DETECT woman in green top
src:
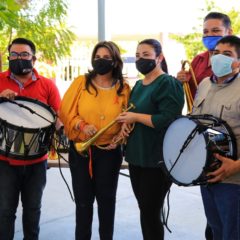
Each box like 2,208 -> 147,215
117,39 -> 184,240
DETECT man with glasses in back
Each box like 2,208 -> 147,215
0,38 -> 61,240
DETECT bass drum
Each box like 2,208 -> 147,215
163,115 -> 237,186
0,96 -> 56,160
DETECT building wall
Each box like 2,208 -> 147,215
55,33 -> 186,97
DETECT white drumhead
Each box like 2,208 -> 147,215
163,117 -> 207,185
0,99 -> 55,129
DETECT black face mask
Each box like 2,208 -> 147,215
135,58 -> 156,75
9,59 -> 33,75
92,58 -> 114,75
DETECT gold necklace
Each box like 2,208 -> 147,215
97,85 -> 114,121
93,78 -> 116,121
100,111 -> 105,120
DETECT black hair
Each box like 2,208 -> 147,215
8,38 -> 36,55
85,41 -> 124,96
216,35 -> 240,58
204,12 -> 231,29
138,38 -> 168,73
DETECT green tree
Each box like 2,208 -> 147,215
0,0 -> 76,71
170,0 -> 240,60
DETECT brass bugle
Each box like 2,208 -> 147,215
97,123 -> 135,149
181,60 -> 198,113
74,103 -> 135,154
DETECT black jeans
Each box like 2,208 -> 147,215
129,164 -> 172,240
205,223 -> 213,240
0,160 -> 47,240
69,143 -> 122,240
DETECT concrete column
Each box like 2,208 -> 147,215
98,0 -> 105,41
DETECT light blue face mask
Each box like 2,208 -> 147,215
210,54 -> 234,77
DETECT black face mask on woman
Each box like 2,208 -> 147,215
9,59 -> 33,75
92,58 -> 114,75
135,58 -> 156,75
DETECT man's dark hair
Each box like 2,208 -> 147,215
216,35 -> 240,58
8,38 -> 36,55
204,12 -> 232,29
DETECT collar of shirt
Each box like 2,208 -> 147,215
210,73 -> 240,84
9,71 -> 37,88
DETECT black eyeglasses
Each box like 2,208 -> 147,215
9,51 -> 33,60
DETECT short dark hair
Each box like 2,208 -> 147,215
8,38 -> 36,55
216,35 -> 240,58
204,12 -> 231,29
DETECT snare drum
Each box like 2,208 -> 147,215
0,97 -> 56,160
163,115 -> 237,186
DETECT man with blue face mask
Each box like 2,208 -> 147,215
178,13 -> 232,239
192,35 -> 240,240
177,12 -> 232,99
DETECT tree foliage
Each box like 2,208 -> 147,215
0,0 -> 76,70
170,0 -> 240,60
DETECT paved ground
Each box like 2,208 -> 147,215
14,166 -> 206,240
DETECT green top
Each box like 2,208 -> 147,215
125,74 -> 184,168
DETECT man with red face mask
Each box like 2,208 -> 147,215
177,12 -> 232,98
0,38 -> 61,240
